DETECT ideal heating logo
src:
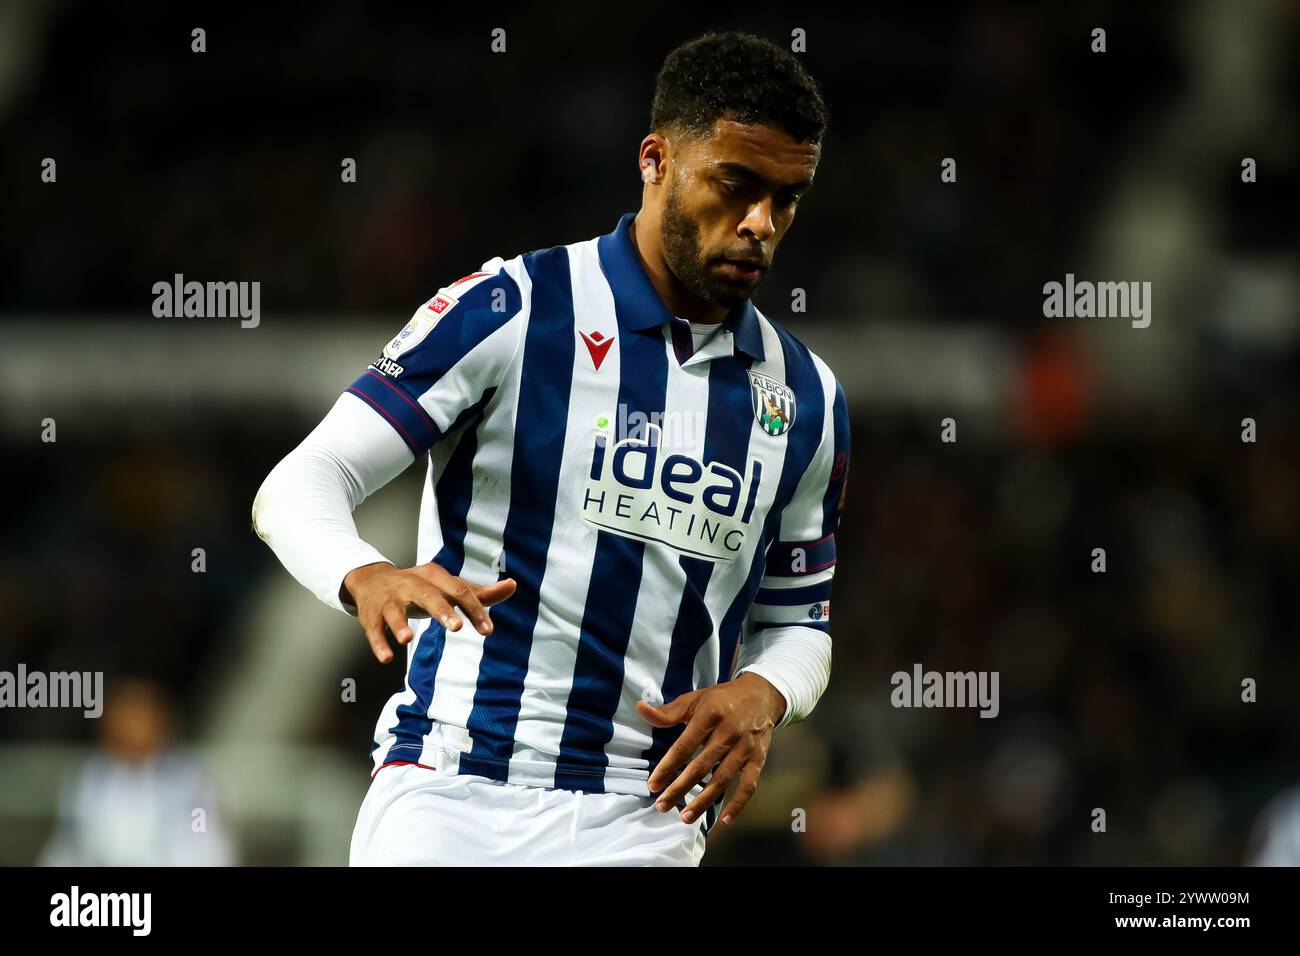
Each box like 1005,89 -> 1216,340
581,422 -> 761,562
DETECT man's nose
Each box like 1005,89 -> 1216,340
739,199 -> 775,243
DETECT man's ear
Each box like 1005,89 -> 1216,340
638,133 -> 669,185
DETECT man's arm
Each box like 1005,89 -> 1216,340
251,262 -> 527,660
251,389 -> 412,616
732,375 -> 849,727
638,372 -> 851,825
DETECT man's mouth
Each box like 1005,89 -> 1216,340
716,258 -> 767,281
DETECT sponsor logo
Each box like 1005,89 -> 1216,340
426,292 -> 457,316
371,356 -> 405,378
384,312 -> 438,360
749,371 -> 796,437
579,329 -> 615,371
581,422 -> 761,562
808,601 -> 829,621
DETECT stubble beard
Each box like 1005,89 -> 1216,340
659,181 -> 754,311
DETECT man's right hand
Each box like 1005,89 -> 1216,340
342,562 -> 518,663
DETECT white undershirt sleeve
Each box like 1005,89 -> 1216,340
251,391 -> 417,615
733,624 -> 833,730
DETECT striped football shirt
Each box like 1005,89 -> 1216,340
344,211 -> 850,798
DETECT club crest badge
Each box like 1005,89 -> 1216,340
749,370 -> 796,437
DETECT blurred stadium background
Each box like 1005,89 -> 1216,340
0,1 -> 1297,865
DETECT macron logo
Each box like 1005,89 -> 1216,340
580,330 -> 615,371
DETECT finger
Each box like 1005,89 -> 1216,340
648,714 -> 715,794
716,761 -> 763,826
649,719 -> 712,793
475,578 -> 517,607
382,603 -> 414,646
656,735 -> 734,812
682,748 -> 748,823
420,565 -> 491,634
359,605 -> 394,663
406,585 -> 460,632
443,576 -> 493,635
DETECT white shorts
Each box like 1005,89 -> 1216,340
349,761 -> 710,866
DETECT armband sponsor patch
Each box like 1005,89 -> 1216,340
425,291 -> 458,317
383,289 -> 460,360
370,355 -> 405,378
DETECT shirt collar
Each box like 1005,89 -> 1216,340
596,211 -> 766,363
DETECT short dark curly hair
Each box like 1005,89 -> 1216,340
650,31 -> 828,145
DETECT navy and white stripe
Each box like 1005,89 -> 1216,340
346,212 -> 849,804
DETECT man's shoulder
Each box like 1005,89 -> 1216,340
462,227 -> 598,298
413,255 -> 532,327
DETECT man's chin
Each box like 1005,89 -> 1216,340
710,280 -> 758,308
674,266 -> 758,310
699,288 -> 750,310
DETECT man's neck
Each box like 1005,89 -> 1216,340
629,211 -> 729,325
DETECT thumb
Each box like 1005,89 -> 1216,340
637,691 -> 697,728
475,577 -> 518,607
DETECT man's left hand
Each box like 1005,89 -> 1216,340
636,671 -> 787,827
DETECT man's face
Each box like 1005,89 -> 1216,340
659,118 -> 819,309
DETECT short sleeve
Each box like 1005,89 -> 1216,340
344,261 -> 526,457
749,377 -> 850,635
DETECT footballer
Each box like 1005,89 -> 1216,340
252,30 -> 849,866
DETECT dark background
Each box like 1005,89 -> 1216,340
1,0 -> 1297,865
